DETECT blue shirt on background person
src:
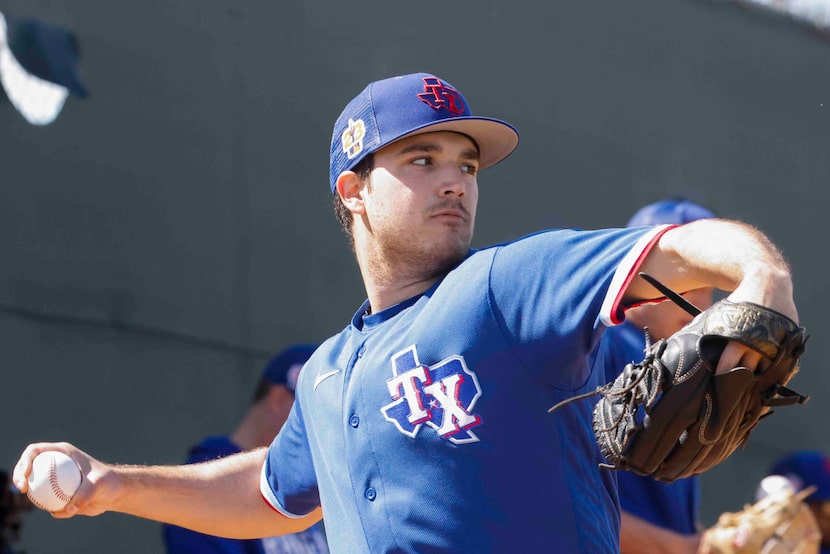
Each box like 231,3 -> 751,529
594,321 -> 701,533
592,197 -> 717,553
163,345 -> 329,554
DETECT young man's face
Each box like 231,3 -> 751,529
360,131 -> 480,273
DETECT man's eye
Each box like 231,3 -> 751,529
411,158 -> 429,166
462,164 -> 478,175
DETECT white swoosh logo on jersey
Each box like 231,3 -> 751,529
313,370 -> 342,391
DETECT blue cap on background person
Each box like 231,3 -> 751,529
768,451 -> 830,501
2,12 -> 89,97
329,72 -> 520,192
261,344 -> 318,393
0,10 -> 89,125
626,198 -> 717,228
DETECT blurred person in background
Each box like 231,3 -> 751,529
162,344 -> 329,554
766,450 -> 830,553
593,198 -> 717,553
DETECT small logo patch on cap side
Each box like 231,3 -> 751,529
341,118 -> 366,159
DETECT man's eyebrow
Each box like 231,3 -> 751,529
461,147 -> 480,161
397,142 -> 441,155
396,142 -> 480,160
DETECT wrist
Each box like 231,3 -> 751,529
728,268 -> 796,322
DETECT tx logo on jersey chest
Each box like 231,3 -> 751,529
380,345 -> 482,444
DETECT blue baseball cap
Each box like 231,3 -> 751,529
329,72 -> 520,193
3,13 -> 89,98
261,344 -> 318,392
769,451 -> 830,501
626,198 -> 716,227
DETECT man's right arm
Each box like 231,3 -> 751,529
12,442 -> 322,539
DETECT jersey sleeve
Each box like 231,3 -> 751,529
259,395 -> 320,518
598,225 -> 673,325
488,225 -> 669,389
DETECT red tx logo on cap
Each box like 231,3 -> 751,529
417,77 -> 466,115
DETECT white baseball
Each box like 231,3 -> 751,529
27,451 -> 83,512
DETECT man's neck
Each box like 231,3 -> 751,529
353,232 -> 466,313
362,271 -> 443,314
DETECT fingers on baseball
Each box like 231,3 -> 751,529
13,442 -> 77,493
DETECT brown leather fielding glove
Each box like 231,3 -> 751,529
550,273 -> 809,482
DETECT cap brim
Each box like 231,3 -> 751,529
0,43 -> 68,125
390,117 -> 520,170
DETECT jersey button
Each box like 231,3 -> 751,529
349,415 -> 360,428
357,346 -> 366,358
365,487 -> 376,501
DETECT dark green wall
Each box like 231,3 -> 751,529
1,1 -> 828,552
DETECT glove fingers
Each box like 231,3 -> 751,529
622,368 -> 711,476
593,393 -> 631,465
663,369 -> 756,480
594,360 -> 664,471
756,331 -> 807,392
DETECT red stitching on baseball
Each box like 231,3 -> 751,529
48,455 -> 73,503
28,495 -> 50,511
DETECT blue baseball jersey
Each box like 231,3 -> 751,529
163,436 -> 329,554
261,226 -> 669,553
593,321 -> 700,535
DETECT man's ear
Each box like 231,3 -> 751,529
336,171 -> 366,215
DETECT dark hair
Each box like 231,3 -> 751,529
251,379 -> 271,403
333,154 -> 373,249
250,378 -> 298,405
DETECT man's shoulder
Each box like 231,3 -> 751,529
472,227 -> 647,258
472,228 -> 576,252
